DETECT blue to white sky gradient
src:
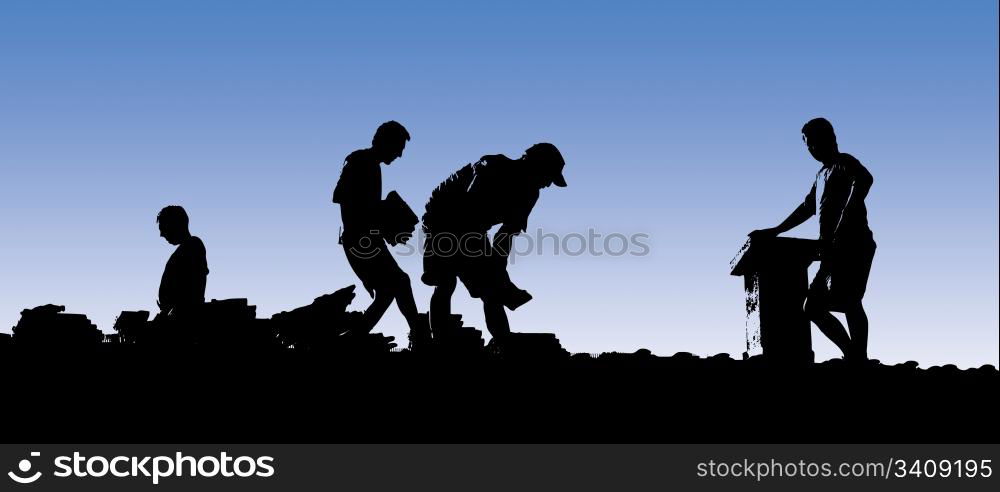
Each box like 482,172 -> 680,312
1,0 -> 997,368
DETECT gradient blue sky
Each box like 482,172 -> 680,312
1,0 -> 997,367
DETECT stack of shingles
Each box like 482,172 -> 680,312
272,285 -> 395,354
499,332 -> 568,360
12,304 -> 103,349
200,298 -> 268,348
423,313 -> 484,352
112,310 -> 150,345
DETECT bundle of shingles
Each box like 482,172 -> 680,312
12,304 -> 103,350
0,332 -> 12,352
271,285 -> 396,355
112,310 -> 150,345
111,298 -> 272,351
491,332 -> 569,361
424,313 -> 485,354
198,298 -> 275,350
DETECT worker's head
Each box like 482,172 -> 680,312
157,205 -> 191,245
522,143 -> 567,189
802,117 -> 838,163
372,120 -> 410,164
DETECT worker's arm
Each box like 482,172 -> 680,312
492,224 -> 522,259
749,182 -> 816,238
492,191 -> 538,260
831,161 -> 873,245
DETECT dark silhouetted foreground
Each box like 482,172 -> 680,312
1,303 -> 995,443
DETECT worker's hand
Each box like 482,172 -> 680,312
748,228 -> 779,239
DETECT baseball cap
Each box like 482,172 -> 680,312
524,143 -> 567,187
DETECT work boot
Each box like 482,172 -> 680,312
502,287 -> 533,311
407,315 -> 433,352
485,333 -> 510,359
408,328 -> 432,352
844,344 -> 869,366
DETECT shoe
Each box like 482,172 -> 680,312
407,315 -> 433,351
503,287 -> 533,311
408,329 -> 432,352
485,333 -> 511,358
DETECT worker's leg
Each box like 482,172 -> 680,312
389,270 -> 431,348
430,276 -> 457,337
844,302 -> 869,361
805,274 -> 851,358
843,242 -> 875,361
806,304 -> 851,358
483,299 -> 510,339
362,286 -> 394,333
391,271 -> 420,326
347,239 -> 396,333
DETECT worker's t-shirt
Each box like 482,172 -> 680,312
158,236 -> 208,314
802,153 -> 873,242
333,149 -> 383,238
422,154 -> 539,234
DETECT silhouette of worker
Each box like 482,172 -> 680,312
333,121 -> 428,345
750,118 -> 876,361
156,205 -> 208,319
421,143 -> 567,344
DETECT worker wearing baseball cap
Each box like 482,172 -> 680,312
421,143 -> 567,345
523,142 -> 568,188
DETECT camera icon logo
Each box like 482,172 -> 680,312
8,452 -> 42,484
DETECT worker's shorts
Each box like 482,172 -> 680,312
342,232 -> 406,298
809,236 -> 877,312
421,230 -> 508,300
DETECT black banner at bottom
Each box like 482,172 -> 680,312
1,444 -> 997,491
